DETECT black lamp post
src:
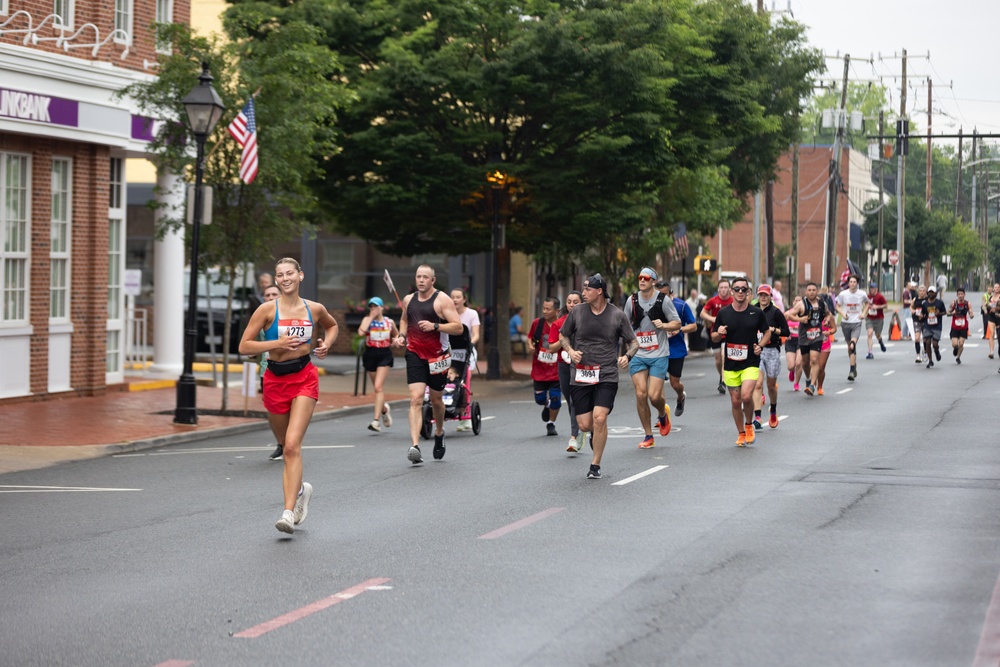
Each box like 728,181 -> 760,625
174,62 -> 225,424
486,168 -> 506,380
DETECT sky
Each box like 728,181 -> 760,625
785,0 -> 1000,149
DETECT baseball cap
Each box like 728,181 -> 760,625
869,282 -> 878,289
757,284 -> 772,295
368,296 -> 384,307
927,285 -> 937,293
583,273 -> 609,298
638,267 -> 658,281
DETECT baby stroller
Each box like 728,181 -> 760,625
421,325 -> 482,438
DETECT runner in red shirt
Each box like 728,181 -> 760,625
865,282 -> 889,359
949,287 -> 974,364
700,279 -> 734,394
527,297 -> 562,437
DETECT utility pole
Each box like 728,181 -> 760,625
878,111 -> 885,290
825,54 -> 850,288
766,180 -> 774,281
896,49 -> 907,300
753,190 -> 761,286
791,135 -> 799,290
956,128 -> 964,219
926,78 -> 932,209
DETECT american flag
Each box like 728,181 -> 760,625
668,223 -> 689,263
227,98 -> 258,184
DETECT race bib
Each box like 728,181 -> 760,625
954,316 -> 966,328
726,343 -> 748,361
560,350 -> 571,364
367,327 -> 391,348
805,327 -> 821,341
913,308 -> 922,317
636,331 -> 659,351
428,353 -> 452,375
451,349 -> 467,363
537,351 -> 558,364
575,365 -> 600,384
278,319 -> 312,343
927,314 -> 938,326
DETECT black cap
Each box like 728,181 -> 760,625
654,279 -> 671,291
584,273 -> 609,298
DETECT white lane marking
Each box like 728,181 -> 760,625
509,401 -> 537,404
836,388 -> 853,395
883,370 -> 895,376
481,415 -> 496,421
778,414 -> 789,421
608,429 -> 682,438
0,485 -> 142,493
611,465 -> 669,486
112,445 -> 355,458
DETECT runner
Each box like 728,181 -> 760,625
985,284 -> 1000,359
255,283 -> 285,461
392,264 -> 463,464
238,257 -> 339,535
623,268 -> 681,449
751,284 -> 789,430
785,295 -> 802,389
451,289 -> 481,431
901,281 -> 916,340
700,279 -> 734,395
912,285 -> 927,363
527,297 -> 563,437
358,296 -> 398,432
920,285 -> 946,368
948,287 -> 973,364
548,291 -> 584,452
835,275 -> 869,381
558,273 -> 638,479
785,283 -> 833,397
816,318 -> 834,395
657,280 -> 698,417
864,282 -> 889,359
711,277 -> 770,446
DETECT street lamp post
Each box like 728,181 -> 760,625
486,169 -> 506,380
174,62 -> 225,424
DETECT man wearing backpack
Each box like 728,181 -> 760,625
785,282 -> 834,397
622,267 -> 681,449
527,297 -> 563,436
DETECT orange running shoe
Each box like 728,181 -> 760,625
736,431 -> 747,447
638,435 -> 655,449
657,406 -> 672,437
744,423 -> 756,445
768,412 -> 779,428
817,387 -> 825,396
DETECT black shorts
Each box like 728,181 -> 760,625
709,337 -> 723,350
667,356 -> 685,378
405,350 -> 448,391
798,338 -> 822,353
533,379 -> 560,393
362,347 -> 394,373
570,382 -> 618,415
950,329 -> 968,339
784,337 -> 798,354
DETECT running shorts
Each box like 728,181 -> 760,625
362,346 -> 394,373
628,355 -> 668,380
570,382 -> 618,415
405,350 -> 449,391
667,356 -> 685,379
865,318 -> 885,336
758,347 -> 782,379
263,362 -> 319,414
921,326 -> 943,341
723,367 -> 759,387
784,336 -> 798,354
950,327 -> 968,339
841,321 -> 862,341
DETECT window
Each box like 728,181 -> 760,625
106,158 -> 125,379
113,0 -> 132,44
2,153 -> 30,325
53,0 -> 73,28
155,0 -> 172,53
50,158 -> 72,321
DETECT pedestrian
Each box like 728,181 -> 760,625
358,296 -> 398,433
711,277 -> 771,446
238,257 -> 339,535
835,275 -> 869,381
864,282 -> 889,359
558,273 -> 638,479
547,291 -> 585,452
255,283 -> 284,461
919,285 -> 946,368
450,288 -> 481,431
700,279 -> 734,394
948,287 -> 973,364
785,282 -> 833,397
509,305 -> 528,345
623,267 -> 681,449
658,280 -> 698,417
771,279 -> 786,312
527,297 -> 563,437
751,284 -> 789,430
392,264 -> 463,464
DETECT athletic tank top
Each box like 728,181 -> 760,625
366,318 -> 392,348
264,300 -> 314,344
407,290 -> 445,360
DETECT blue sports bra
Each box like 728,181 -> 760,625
264,300 -> 314,344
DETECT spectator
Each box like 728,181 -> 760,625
510,305 -> 528,344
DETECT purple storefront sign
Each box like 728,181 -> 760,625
0,87 -> 78,127
131,115 -> 157,142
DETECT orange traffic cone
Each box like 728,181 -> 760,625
889,317 -> 901,341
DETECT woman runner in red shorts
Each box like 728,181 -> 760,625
240,258 -> 338,535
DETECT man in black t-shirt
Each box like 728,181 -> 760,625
710,277 -> 770,447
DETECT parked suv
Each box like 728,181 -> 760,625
183,269 -> 255,355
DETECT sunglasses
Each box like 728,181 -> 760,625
638,275 -> 653,281
731,286 -> 750,293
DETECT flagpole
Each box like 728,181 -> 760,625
206,86 -> 263,162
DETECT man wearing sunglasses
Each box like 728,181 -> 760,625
710,277 -> 771,446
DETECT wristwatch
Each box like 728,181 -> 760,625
434,322 -> 439,331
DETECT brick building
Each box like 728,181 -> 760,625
0,0 -> 189,401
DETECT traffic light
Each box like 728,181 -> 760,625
694,255 -> 718,274
895,118 -> 909,157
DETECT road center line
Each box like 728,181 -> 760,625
233,578 -> 391,639
611,465 -> 668,486
973,567 -> 1000,666
836,388 -> 853,395
0,485 -> 142,493
151,661 -> 195,667
883,370 -> 895,376
478,507 -> 565,539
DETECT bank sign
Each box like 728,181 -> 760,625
0,87 -> 78,126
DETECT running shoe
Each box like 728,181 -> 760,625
736,431 -> 747,447
638,435 -> 655,449
567,435 -> 580,452
587,464 -> 602,480
541,405 -> 550,422
769,412 -> 779,428
817,387 -> 825,396
865,352 -> 874,360
275,509 -> 295,535
788,370 -> 794,382
456,420 -> 471,432
717,380 -> 726,394
752,418 -> 762,431
657,406 -> 672,436
433,433 -> 446,460
408,446 -> 423,464
676,391 -> 687,417
879,340 -> 886,352
848,368 -> 856,381
934,347 -> 941,361
546,423 -> 558,437
744,423 -> 756,445
382,404 -> 393,428
793,382 -> 800,392
368,420 -> 381,432
953,346 -> 958,357
915,356 -> 922,363
804,385 -> 814,396
990,354 -> 995,360
293,482 -> 313,525
927,359 -> 934,368
956,357 -> 962,365
268,444 -> 284,461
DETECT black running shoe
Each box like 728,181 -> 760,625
848,368 -> 856,381
269,444 -> 284,461
541,406 -> 550,422
956,357 -> 961,364
934,347 -> 941,361
927,359 -> 934,368
675,391 -> 686,417
587,464 -> 602,480
879,339 -> 886,352
953,346 -> 958,356
433,432 -> 446,460
546,423 -> 557,437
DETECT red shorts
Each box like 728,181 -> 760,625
263,363 -> 319,414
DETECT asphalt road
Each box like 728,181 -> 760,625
2,338 -> 1000,667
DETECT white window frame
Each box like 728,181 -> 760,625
53,0 -> 74,29
0,0 -> 8,16
106,158 -> 125,381
1,152 -> 31,327
113,0 -> 132,45
154,0 -> 172,53
50,157 -> 72,324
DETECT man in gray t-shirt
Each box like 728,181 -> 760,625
559,273 -> 638,481
622,267 -> 680,449
835,274 -> 869,382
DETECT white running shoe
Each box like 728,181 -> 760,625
293,482 -> 313,525
382,404 -> 393,428
456,420 -> 472,432
368,420 -> 381,432
275,509 -> 295,534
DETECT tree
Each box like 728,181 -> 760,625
943,221 -> 985,290
122,19 -> 348,409
863,195 -> 957,282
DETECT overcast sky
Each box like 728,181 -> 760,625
786,0 -> 1000,148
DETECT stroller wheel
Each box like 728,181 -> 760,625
471,402 -> 482,435
420,404 -> 433,440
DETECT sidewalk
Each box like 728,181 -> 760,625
0,355 -> 533,474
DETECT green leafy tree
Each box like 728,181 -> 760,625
942,220 -> 985,289
863,195 -> 958,283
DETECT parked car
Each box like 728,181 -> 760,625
183,269 -> 255,355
